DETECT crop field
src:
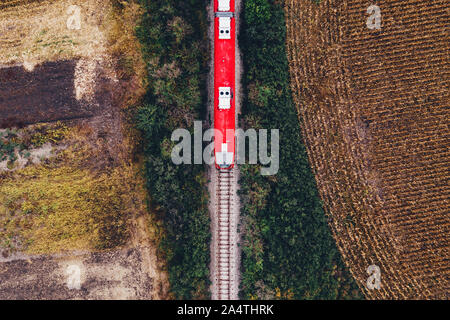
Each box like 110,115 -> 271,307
286,0 -> 449,299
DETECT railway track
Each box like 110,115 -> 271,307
217,169 -> 233,300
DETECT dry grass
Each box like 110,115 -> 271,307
0,0 -> 146,98
104,0 -> 147,106
286,0 -> 449,299
0,0 -> 111,65
0,125 -> 147,254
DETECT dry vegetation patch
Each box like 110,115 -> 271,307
0,0 -> 168,298
0,1 -> 148,251
0,125 -> 143,254
0,0 -> 108,65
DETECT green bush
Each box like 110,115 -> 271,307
134,0 -> 210,299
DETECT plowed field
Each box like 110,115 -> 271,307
0,61 -> 96,128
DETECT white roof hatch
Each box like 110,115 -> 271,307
218,17 -> 231,39
218,0 -> 230,11
218,87 -> 231,109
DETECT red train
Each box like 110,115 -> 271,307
214,0 -> 235,170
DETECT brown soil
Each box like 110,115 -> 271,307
0,248 -> 154,299
0,61 -> 95,128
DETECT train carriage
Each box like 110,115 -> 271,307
214,0 -> 235,170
